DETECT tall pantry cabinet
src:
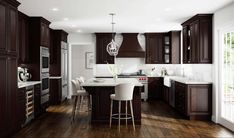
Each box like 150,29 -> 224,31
0,0 -> 20,137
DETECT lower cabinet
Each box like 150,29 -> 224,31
174,82 -> 212,120
148,77 -> 163,99
17,88 -> 26,130
34,84 -> 42,118
49,78 -> 62,105
163,86 -> 169,103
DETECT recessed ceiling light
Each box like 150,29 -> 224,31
76,29 -> 82,33
63,18 -> 69,21
51,8 -> 59,11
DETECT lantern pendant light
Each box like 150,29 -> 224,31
106,13 -> 119,57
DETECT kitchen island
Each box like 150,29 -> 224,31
82,78 -> 143,125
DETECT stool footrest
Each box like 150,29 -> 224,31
111,113 -> 132,120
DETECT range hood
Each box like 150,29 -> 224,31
117,33 -> 145,58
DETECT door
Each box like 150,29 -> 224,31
219,28 -> 234,131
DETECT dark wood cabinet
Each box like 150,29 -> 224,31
49,78 -> 62,105
28,17 -> 50,51
145,33 -> 164,64
148,77 -> 163,99
146,31 -> 181,64
40,22 -> 50,47
18,11 -> 29,64
182,14 -> 212,64
0,0 -> 20,137
34,84 -> 41,118
50,30 -> 68,75
175,82 -> 212,120
163,86 -> 169,103
95,33 -> 114,64
169,31 -> 181,64
17,88 -> 26,129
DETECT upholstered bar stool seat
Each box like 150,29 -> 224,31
109,83 -> 135,132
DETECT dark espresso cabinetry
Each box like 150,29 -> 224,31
95,33 -> 115,64
18,11 -> 29,64
182,14 -> 212,63
148,77 -> 163,99
175,82 -> 212,120
145,33 -> 164,64
0,0 -> 20,137
145,31 -> 181,64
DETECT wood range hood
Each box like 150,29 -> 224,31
117,33 -> 145,58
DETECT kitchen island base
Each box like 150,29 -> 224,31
83,86 -> 142,125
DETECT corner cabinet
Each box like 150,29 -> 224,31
182,14 -> 213,64
95,33 -> 114,64
175,82 -> 212,120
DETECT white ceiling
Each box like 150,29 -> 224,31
18,0 -> 234,33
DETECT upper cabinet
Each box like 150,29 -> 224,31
18,11 -> 29,64
145,31 -> 181,64
145,33 -> 164,64
182,14 -> 213,64
50,30 -> 68,75
0,0 -> 19,55
164,31 -> 181,64
29,17 -> 51,48
95,33 -> 114,64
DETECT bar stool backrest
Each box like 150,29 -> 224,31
71,80 -> 79,95
115,83 -> 135,101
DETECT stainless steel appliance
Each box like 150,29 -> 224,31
41,73 -> 49,95
40,47 -> 49,73
61,42 -> 68,101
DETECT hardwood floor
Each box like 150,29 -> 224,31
13,100 -> 234,138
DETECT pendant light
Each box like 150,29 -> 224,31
106,13 -> 119,57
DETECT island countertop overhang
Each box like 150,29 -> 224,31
81,78 -> 143,87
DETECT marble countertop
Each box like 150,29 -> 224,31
49,76 -> 62,79
81,78 -> 143,87
164,76 -> 212,85
18,81 -> 41,88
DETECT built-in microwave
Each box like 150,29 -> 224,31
40,47 -> 49,73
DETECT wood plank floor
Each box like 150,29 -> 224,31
13,100 -> 234,138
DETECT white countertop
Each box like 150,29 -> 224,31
164,76 -> 212,85
18,81 -> 41,88
49,76 -> 62,79
81,78 -> 143,87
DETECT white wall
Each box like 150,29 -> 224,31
213,2 -> 234,123
68,33 -> 95,98
71,44 -> 94,80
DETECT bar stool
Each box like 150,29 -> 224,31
109,83 -> 135,132
71,78 -> 90,122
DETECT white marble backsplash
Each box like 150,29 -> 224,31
94,59 -> 213,82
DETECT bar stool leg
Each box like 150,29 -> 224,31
71,96 -> 78,122
118,101 -> 121,132
80,96 -> 83,110
125,101 -> 128,127
130,100 -> 135,131
110,99 -> 113,128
